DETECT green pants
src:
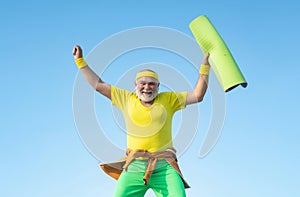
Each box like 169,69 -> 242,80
113,160 -> 186,197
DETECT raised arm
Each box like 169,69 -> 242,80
186,53 -> 210,105
72,45 -> 111,99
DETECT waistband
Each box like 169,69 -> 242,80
123,148 -> 178,185
99,148 -> 190,189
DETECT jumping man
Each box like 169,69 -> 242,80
72,45 -> 210,197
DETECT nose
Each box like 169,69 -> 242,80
144,83 -> 150,89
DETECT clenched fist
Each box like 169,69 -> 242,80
72,45 -> 83,60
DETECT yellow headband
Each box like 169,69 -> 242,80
135,71 -> 159,81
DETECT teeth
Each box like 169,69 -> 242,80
142,90 -> 152,93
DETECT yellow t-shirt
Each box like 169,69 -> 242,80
111,86 -> 187,152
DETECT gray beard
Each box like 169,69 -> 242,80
136,89 -> 158,102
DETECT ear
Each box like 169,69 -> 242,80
134,80 -> 137,87
157,82 -> 160,88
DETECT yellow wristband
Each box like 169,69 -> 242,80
75,57 -> 88,69
199,64 -> 210,75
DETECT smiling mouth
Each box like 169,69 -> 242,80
142,90 -> 152,94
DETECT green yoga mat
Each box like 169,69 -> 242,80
189,15 -> 247,92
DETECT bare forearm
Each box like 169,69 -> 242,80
80,66 -> 101,90
186,53 -> 210,105
80,66 -> 111,99
80,66 -> 111,98
186,74 -> 209,104
72,45 -> 111,99
194,74 -> 209,101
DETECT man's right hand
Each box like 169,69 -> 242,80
72,45 -> 83,60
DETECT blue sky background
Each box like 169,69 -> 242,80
1,0 -> 299,196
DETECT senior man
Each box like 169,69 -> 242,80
72,45 -> 210,197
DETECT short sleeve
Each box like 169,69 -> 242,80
174,92 -> 188,110
163,92 -> 187,112
173,92 -> 188,111
111,86 -> 132,111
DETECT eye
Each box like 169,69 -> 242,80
148,82 -> 157,86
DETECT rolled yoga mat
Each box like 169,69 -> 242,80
189,15 -> 247,92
